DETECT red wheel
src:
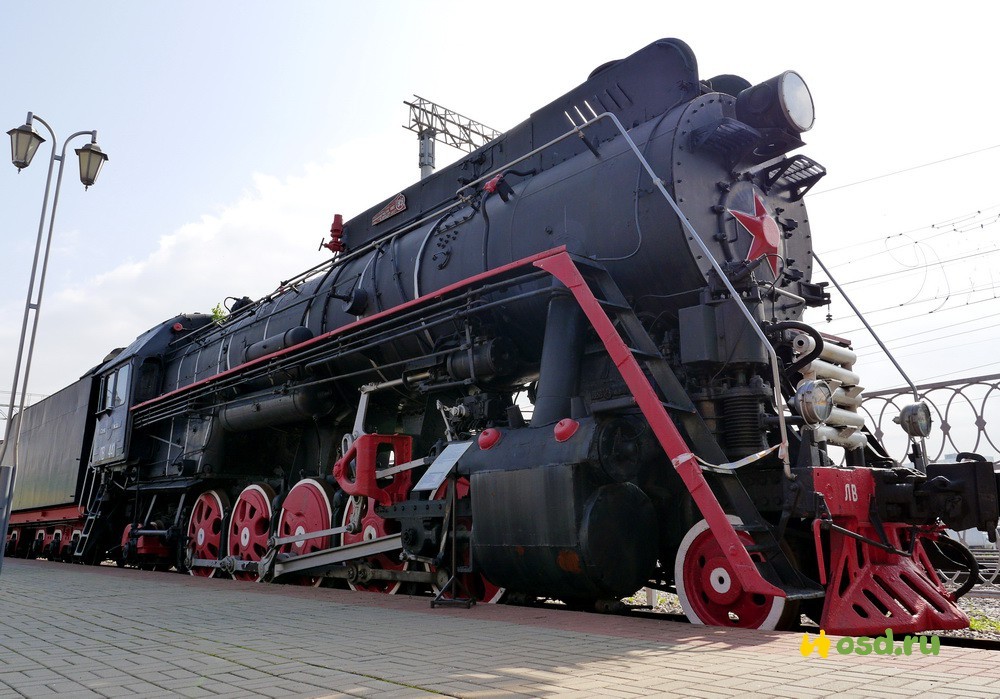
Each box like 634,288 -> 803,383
341,495 -> 407,594
228,483 -> 275,582
674,515 -> 795,630
431,478 -> 505,604
276,479 -> 335,586
187,490 -> 230,577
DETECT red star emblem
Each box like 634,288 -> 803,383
729,193 -> 782,276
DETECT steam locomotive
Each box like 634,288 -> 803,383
5,38 -> 998,635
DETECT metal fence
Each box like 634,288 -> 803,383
860,372 -> 1000,463
860,373 -> 1000,598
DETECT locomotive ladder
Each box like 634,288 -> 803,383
73,475 -> 109,560
535,252 -> 823,602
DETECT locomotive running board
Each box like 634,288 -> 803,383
534,252 -> 790,600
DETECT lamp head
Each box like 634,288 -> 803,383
75,140 -> 108,189
895,402 -> 933,439
737,71 -> 815,134
7,121 -> 45,171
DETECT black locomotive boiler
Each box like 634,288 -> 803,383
5,38 -> 998,635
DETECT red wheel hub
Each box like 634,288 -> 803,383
276,479 -> 334,586
342,496 -> 406,594
228,483 -> 275,582
699,554 -> 741,605
675,516 -> 786,629
187,490 -> 229,578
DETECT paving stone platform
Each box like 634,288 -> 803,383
1,558 -> 998,698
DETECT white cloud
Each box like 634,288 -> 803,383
0,132 -> 415,402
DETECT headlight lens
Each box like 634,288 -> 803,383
737,70 -> 815,134
793,380 -> 834,425
896,402 -> 933,438
779,71 -> 815,132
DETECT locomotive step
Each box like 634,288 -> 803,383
595,297 -> 632,312
625,346 -> 663,361
779,585 -> 827,601
733,524 -> 771,533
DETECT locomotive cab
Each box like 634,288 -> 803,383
91,360 -> 131,466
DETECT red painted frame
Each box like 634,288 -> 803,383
534,252 -> 785,599
811,466 -> 967,634
9,504 -> 83,525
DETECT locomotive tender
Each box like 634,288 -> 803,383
5,38 -> 999,635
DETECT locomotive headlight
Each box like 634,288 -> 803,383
736,71 -> 815,134
895,402 -> 933,438
791,380 -> 834,425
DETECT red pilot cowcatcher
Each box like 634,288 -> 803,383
811,468 -> 968,635
729,193 -> 782,276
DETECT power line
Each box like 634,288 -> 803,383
856,330 -> 1000,362
821,282 -> 1000,323
915,361 -> 1000,383
826,293 -> 1000,336
809,144 -> 1000,197
820,205 -> 1000,257
825,247 -> 1000,288
852,313 -> 1000,353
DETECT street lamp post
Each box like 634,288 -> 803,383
0,112 -> 108,574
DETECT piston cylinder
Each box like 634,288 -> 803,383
471,462 -> 658,600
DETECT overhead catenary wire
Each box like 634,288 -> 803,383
852,314 -> 1000,355
809,144 -> 1000,198
826,293 -> 1000,337
813,206 -> 1000,341
803,152 -> 1000,383
856,330 -> 1000,363
827,247 -> 1000,288
820,205 -> 1000,257
820,281 -> 1000,322
910,361 -> 1000,384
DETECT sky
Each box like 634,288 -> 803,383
2,1 -> 999,459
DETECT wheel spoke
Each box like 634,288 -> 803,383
276,479 -> 335,587
228,483 -> 275,582
186,490 -> 229,578
342,496 -> 407,594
